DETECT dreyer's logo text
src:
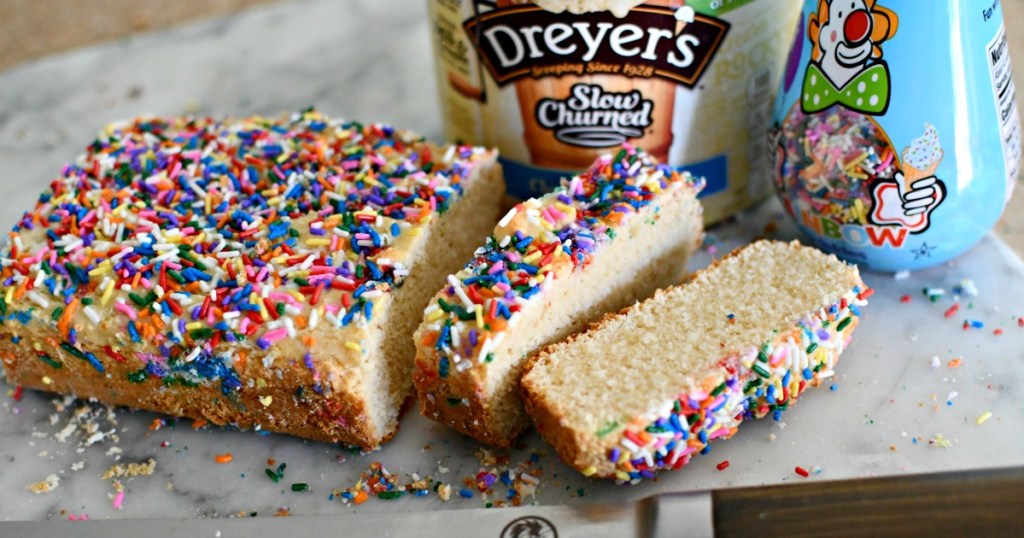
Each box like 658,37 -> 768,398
535,83 -> 653,147
464,5 -> 730,87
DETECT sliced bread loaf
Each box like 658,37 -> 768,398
521,240 -> 869,481
413,145 -> 705,447
0,110 -> 504,449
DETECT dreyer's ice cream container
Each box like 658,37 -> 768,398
771,0 -> 1021,271
429,0 -> 801,223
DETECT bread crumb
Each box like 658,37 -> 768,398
101,458 -> 156,480
438,483 -> 452,501
27,474 -> 59,494
475,448 -> 497,466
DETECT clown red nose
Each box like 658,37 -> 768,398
844,9 -> 872,44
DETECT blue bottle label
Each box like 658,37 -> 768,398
771,0 -> 1020,271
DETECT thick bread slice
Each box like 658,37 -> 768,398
521,240 -> 869,481
413,145 -> 704,448
0,110 -> 504,449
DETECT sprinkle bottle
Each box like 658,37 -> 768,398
770,0 -> 1020,271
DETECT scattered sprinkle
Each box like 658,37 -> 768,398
954,279 -> 978,297
265,462 -> 286,483
112,490 -> 125,510
330,461 -> 432,505
962,319 -> 984,329
976,411 -> 993,425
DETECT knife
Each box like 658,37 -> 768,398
3,466 -> 1022,537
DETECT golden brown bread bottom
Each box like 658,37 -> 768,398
0,334 -> 393,448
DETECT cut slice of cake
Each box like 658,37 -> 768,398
413,145 -> 705,448
0,109 -> 504,449
521,240 -> 869,482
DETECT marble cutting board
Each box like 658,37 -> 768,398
0,0 -> 1022,523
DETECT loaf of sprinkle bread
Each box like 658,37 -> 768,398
522,240 -> 869,482
413,145 -> 705,447
0,110 -> 504,449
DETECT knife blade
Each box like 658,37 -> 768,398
2,466 -> 1021,537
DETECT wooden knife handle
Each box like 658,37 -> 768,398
712,466 -> 1024,537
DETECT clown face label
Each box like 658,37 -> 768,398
771,0 -> 1020,271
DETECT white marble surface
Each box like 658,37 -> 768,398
1,0 -> 1023,525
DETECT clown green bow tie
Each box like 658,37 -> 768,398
801,61 -> 890,115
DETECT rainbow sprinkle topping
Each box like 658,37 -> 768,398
599,285 -> 870,483
417,145 -> 703,379
0,109 -> 489,396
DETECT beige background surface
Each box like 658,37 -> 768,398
2,0 -> 1023,251
0,0 -> 278,72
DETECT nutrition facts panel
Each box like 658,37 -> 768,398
986,24 -> 1021,189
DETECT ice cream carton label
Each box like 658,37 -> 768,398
464,5 -> 728,88
430,0 -> 802,223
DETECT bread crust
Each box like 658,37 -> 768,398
413,359 -> 515,448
